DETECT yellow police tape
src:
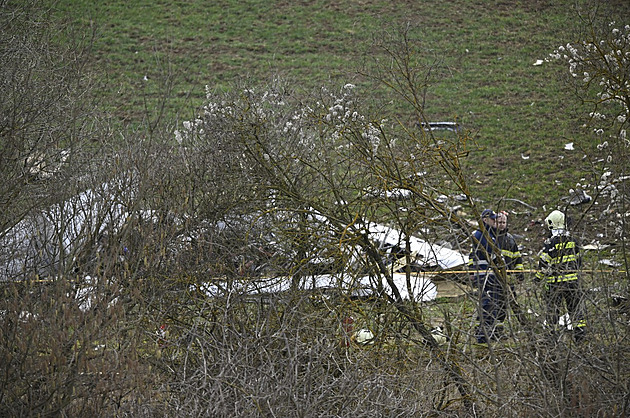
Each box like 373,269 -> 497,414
431,269 -> 626,274
2,268 -> 626,285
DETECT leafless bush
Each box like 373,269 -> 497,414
2,4 -> 630,416
0,0 -> 99,234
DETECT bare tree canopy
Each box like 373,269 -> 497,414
1,3 -> 630,417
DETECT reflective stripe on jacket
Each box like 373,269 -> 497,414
536,231 -> 581,283
496,230 -> 524,281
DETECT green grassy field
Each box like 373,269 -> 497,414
49,0 -> 629,212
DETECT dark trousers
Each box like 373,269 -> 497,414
543,280 -> 586,335
475,275 -> 505,342
497,284 -> 515,322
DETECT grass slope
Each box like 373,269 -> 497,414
49,0 -> 629,213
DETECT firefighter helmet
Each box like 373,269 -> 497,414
545,210 -> 565,230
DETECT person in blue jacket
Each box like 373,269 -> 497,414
468,209 -> 503,343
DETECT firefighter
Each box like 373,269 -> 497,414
535,210 -> 586,341
468,209 -> 502,343
495,211 -> 524,322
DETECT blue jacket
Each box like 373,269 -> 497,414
468,226 -> 497,284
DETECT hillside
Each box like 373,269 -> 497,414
49,0 -> 628,211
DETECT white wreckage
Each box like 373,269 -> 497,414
1,185 -> 468,305
197,271 -> 440,303
199,221 -> 468,303
0,180 -> 139,281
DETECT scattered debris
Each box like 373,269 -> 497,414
363,187 -> 412,200
354,329 -> 375,345
563,188 -> 592,206
435,194 -> 448,204
420,122 -> 461,132
582,242 -> 610,251
564,142 -> 574,151
25,149 -> 70,179
533,59 -> 544,66
431,326 -> 449,344
599,259 -> 622,267
454,194 -> 468,202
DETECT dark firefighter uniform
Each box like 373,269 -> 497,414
495,228 -> 524,321
496,230 -> 524,282
535,231 -> 586,340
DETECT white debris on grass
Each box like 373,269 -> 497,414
197,272 -> 438,303
368,222 -> 468,270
